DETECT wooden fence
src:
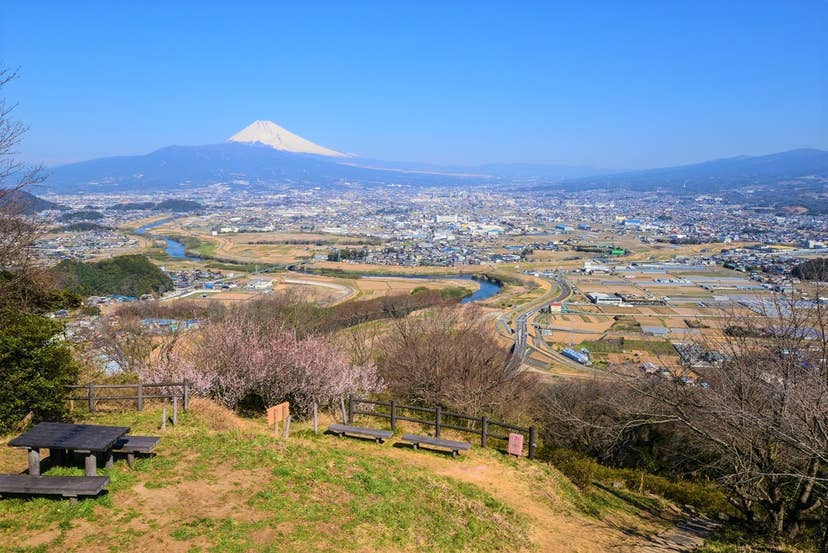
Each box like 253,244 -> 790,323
348,395 -> 536,460
66,382 -> 190,415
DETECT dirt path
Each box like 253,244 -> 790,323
381,445 -> 662,552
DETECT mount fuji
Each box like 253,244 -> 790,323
43,120 -> 502,193
229,120 -> 348,158
43,121 -> 468,193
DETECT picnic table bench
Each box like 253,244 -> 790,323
401,434 -> 472,457
328,424 -> 393,444
0,475 -> 109,501
112,435 -> 160,468
8,422 -> 129,476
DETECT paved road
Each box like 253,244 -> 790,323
506,275 -> 609,374
508,274 -> 571,370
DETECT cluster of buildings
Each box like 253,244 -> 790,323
32,183 -> 827,274
163,268 -> 225,290
32,229 -> 139,261
139,318 -> 199,334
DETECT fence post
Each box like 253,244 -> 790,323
435,406 -> 441,438
161,406 -> 167,431
528,426 -> 536,460
183,381 -> 190,411
348,395 -> 354,424
390,400 -> 397,432
481,416 -> 488,448
87,383 -> 95,412
172,396 -> 178,426
136,383 -> 143,411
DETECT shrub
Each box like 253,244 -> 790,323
541,448 -> 598,489
0,310 -> 78,433
540,448 -> 731,515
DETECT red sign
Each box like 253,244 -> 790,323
507,433 -> 524,457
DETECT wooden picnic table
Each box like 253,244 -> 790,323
8,422 -> 130,476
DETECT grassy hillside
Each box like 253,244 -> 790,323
0,401 -> 698,552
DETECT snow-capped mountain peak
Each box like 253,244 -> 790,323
228,120 -> 346,157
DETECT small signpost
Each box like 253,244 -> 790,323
267,402 -> 291,438
507,432 -> 524,457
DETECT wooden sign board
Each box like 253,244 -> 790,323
507,433 -> 524,457
267,402 -> 290,425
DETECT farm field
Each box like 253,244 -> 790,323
143,220 -> 385,265
166,272 -> 480,308
353,276 -> 475,299
530,261 -> 776,371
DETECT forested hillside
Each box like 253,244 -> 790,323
54,254 -> 173,297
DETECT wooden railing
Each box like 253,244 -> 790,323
66,382 -> 190,419
348,395 -> 536,460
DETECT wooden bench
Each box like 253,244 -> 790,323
0,475 -> 109,501
401,434 -> 472,457
328,424 -> 393,444
112,435 -> 160,468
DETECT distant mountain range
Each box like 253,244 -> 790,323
38,121 -> 828,195
44,141 -> 487,192
37,120 -> 619,192
559,148 -> 828,193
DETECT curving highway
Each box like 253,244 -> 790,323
506,272 -> 571,372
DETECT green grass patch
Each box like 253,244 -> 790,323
164,234 -> 217,258
579,338 -> 676,355
0,408 -> 528,552
204,261 -> 264,272
145,249 -> 171,261
411,285 -> 472,301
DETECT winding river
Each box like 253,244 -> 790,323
133,219 -> 502,303
134,218 -> 202,262
460,277 -> 501,304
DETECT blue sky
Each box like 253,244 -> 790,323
1,1 -> 825,168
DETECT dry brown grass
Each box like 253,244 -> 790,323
186,397 -> 248,432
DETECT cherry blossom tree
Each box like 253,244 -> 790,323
140,312 -> 383,418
